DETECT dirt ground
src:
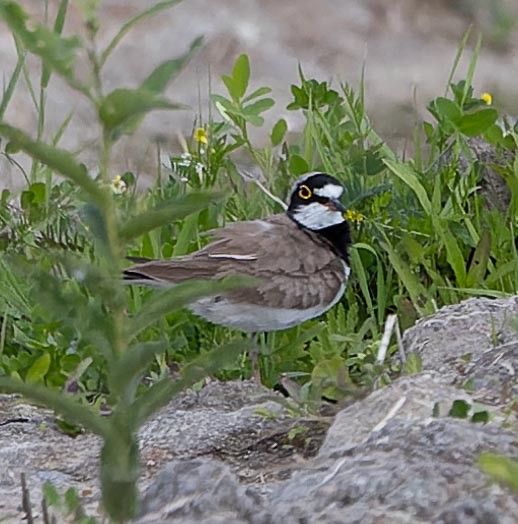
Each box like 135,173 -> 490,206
1,0 -> 517,188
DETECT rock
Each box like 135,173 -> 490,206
267,418 -> 518,524
2,298 -> 518,522
0,380 -> 329,520
138,392 -> 518,524
137,458 -> 267,524
319,372 -> 472,455
402,296 -> 518,405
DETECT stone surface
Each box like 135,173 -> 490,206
1,297 -> 518,522
319,372 -> 472,455
402,296 -> 518,406
0,380 -> 329,521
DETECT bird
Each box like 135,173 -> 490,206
124,172 -> 352,381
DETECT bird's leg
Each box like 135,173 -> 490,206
249,332 -> 262,384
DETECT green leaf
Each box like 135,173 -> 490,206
42,482 -> 60,506
119,192 -> 223,242
172,212 -> 200,256
379,240 -> 430,316
456,108 -> 498,137
436,220 -> 467,287
0,376 -> 110,437
479,453 -> 518,492
41,0 -> 70,88
432,97 -> 462,122
242,86 -> 272,103
107,36 -> 203,138
243,97 -> 275,116
289,154 -> 309,176
99,88 -> 185,140
471,410 -> 489,424
231,54 -> 250,100
383,159 -> 432,215
311,357 -> 349,400
141,37 -> 203,93
0,123 -> 103,202
101,0 -> 185,65
350,247 -> 375,322
448,399 -> 470,419
126,276 -> 257,340
270,118 -> 287,146
26,353 -> 51,383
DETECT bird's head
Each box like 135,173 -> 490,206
287,172 -> 347,231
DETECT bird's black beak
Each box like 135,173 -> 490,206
327,198 -> 347,214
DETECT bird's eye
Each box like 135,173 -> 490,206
298,184 -> 312,200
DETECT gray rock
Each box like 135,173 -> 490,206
402,296 -> 518,405
267,418 -> 518,524
3,298 -> 518,522
137,458 -> 267,524
320,372 -> 472,455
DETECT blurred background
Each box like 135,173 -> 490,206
1,0 -> 517,187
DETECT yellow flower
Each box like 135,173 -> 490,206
111,175 -> 127,195
344,209 -> 364,223
193,127 -> 208,144
481,92 -> 492,105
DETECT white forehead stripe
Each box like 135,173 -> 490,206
314,184 -> 343,199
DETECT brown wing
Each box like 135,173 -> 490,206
124,214 -> 347,309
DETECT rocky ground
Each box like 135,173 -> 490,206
1,295 -> 517,522
1,0 -> 518,187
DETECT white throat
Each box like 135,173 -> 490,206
291,202 -> 345,230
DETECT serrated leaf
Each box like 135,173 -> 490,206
270,118 -> 287,146
130,338 -> 252,428
111,341 -> 168,394
0,376 -> 110,436
26,354 -> 51,384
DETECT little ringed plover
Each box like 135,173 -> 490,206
124,172 -> 352,375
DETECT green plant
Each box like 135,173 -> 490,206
0,1 -> 252,521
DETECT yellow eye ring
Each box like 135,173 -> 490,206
298,184 -> 312,200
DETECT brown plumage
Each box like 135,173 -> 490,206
124,172 -> 351,334
125,214 -> 346,310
